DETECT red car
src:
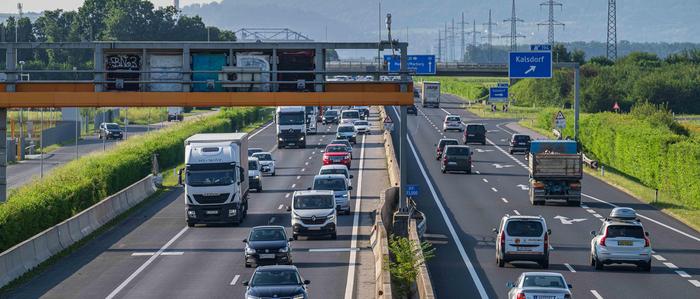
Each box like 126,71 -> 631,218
323,144 -> 352,168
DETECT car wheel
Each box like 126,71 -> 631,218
594,255 -> 604,270
590,254 -> 596,266
293,234 -> 299,241
482,141 -> 486,145
540,258 -> 549,269
497,255 -> 505,267
509,150 -> 513,154
272,172 -> 276,176
258,185 -> 263,192
467,169 -> 472,174
441,167 -> 446,174
641,261 -> 652,272
245,263 -> 251,268
331,232 -> 337,240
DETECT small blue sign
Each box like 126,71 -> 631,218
406,184 -> 420,197
489,87 -> 509,102
509,51 -> 553,79
497,82 -> 509,88
530,44 -> 552,51
384,55 -> 436,75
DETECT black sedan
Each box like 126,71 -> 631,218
244,265 -> 310,299
244,226 -> 293,267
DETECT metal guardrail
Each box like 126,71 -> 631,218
582,153 -> 599,169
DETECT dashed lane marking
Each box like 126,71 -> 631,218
590,290 -> 604,299
676,271 -> 691,278
230,274 -> 241,286
513,210 -> 521,215
482,178 -> 489,183
664,262 -> 679,269
491,187 -> 498,193
291,184 -> 296,189
501,198 -> 509,203
564,263 -> 576,273
689,280 -> 700,287
278,204 -> 284,210
653,255 -> 666,261
296,175 -> 301,180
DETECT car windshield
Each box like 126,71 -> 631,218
506,220 -> 544,237
467,125 -> 486,133
106,124 -> 120,130
249,228 -> 286,242
338,126 -> 354,132
248,149 -> 263,156
251,269 -> 302,286
439,140 -> 459,149
522,275 -> 565,289
342,111 -> 360,119
606,225 -> 644,238
446,116 -> 461,122
314,178 -> 346,191
294,195 -> 335,209
320,168 -> 349,178
514,135 -> 531,142
326,145 -> 347,153
278,112 -> 305,125
325,110 -> 338,116
249,160 -> 259,170
445,147 -> 470,156
253,153 -> 272,161
187,170 -> 235,187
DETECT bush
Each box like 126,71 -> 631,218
0,107 -> 265,252
386,235 -> 435,299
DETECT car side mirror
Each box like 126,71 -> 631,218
645,231 -> 650,237
567,284 -> 573,289
492,228 -> 498,234
239,167 -> 246,183
506,282 -> 515,289
349,175 -> 354,179
590,230 -> 596,236
242,239 -> 247,243
304,280 -> 311,285
286,206 -> 292,212
547,229 -> 552,235
242,281 -> 249,286
177,168 -> 184,186
348,186 -> 353,190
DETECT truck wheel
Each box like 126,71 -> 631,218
293,234 -> 299,241
245,262 -> 251,268
278,144 -> 283,149
540,258 -> 549,269
272,171 -> 276,176
330,232 -> 337,240
568,200 -> 581,207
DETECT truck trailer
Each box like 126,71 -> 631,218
528,140 -> 582,206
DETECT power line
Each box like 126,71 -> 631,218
448,18 -> 457,62
607,0 -> 617,60
503,0 -> 525,51
482,9 -> 498,62
460,12 -> 466,62
468,19 -> 481,48
538,0 -> 565,45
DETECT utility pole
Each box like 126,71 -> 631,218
503,0 -> 524,51
451,18 -> 456,62
436,30 -> 443,62
538,0 -> 565,45
444,22 -> 449,61
460,12 -> 466,62
482,9 -> 497,62
607,0 -> 617,60
465,19 -> 481,63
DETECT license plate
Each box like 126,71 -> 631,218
259,254 -> 275,259
205,210 -> 219,215
332,157 -> 342,161
289,143 -> 295,146
518,142 -> 526,145
534,296 -> 556,299
448,162 -> 457,165
516,246 -> 532,251
307,227 -> 321,231
468,134 -> 475,137
618,240 -> 633,246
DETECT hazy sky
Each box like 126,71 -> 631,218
0,1 -> 216,13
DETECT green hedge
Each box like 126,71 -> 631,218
534,109 -> 699,209
0,107 -> 265,252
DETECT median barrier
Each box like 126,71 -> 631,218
372,188 -> 393,299
409,219 -> 436,299
0,175 -> 156,288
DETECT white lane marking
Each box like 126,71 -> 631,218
305,162 -> 309,166
440,108 -> 451,115
653,254 -> 666,261
268,216 -> 276,224
586,209 -> 596,213
582,194 -> 700,242
689,280 -> 700,287
312,151 -> 316,155
230,274 -> 240,286
343,134 -> 367,299
564,263 -> 576,273
301,168 -> 306,172
248,122 -> 274,138
590,290 -> 604,299
592,213 -> 603,218
581,204 -> 590,209
400,123 -> 489,299
106,227 -> 189,299
296,175 -> 301,180
308,156 -> 313,160
131,252 -> 184,256
482,178 -> 489,183
664,262 -> 679,269
676,270 -> 691,278
475,170 -> 481,174
278,204 -> 284,210
501,198 -> 509,203
491,187 -> 498,193
285,193 -> 290,199
291,184 -> 296,189
513,210 -> 521,215
311,248 -> 360,253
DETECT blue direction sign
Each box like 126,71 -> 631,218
384,55 -> 436,75
497,82 -> 509,88
509,51 -> 553,79
489,87 -> 509,102
406,184 -> 420,197
530,44 -> 552,51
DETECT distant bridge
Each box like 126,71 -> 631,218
326,60 -> 508,77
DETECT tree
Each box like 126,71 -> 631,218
552,43 -> 571,63
589,56 -> 615,66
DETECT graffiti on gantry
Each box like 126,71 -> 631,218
106,54 -> 141,70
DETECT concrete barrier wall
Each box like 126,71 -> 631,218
371,189 -> 393,299
410,219 -> 436,299
42,121 -> 79,148
0,175 -> 157,287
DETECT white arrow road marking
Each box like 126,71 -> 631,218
492,163 -> 514,169
554,215 -> 587,225
516,184 -> 529,191
474,148 -> 494,153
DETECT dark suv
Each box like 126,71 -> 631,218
98,122 -> 123,140
441,145 -> 472,174
463,123 -> 486,145
244,226 -> 293,267
243,265 -> 310,299
435,138 -> 460,160
509,134 -> 531,154
407,104 -> 418,115
322,110 -> 339,124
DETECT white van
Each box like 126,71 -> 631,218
494,215 -> 551,269
289,190 -> 337,240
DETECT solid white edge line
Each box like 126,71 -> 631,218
343,134 -> 366,299
106,226 -> 189,299
248,121 -> 274,139
230,274 -> 241,286
564,263 -> 576,273
653,254 -> 666,261
664,262 -> 678,269
131,252 -> 184,257
310,248 -> 360,253
590,290 -> 604,299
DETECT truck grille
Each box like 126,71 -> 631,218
301,216 -> 327,225
193,193 -> 230,204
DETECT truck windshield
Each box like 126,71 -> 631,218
314,178 -> 346,191
187,170 -> 235,187
278,112 -> 305,125
294,195 -> 335,209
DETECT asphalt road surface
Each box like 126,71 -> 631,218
387,94 -> 700,299
3,109 -> 388,299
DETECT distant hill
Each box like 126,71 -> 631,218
182,0 -> 700,57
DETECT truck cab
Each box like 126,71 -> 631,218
276,106 -> 307,149
182,133 -> 249,227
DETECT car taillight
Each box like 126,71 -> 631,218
569,182 -> 581,189
442,157 -> 448,165
345,154 -> 351,160
599,235 -> 607,246
500,231 -> 505,247
644,236 -> 650,247
516,292 -> 526,299
533,181 -> 545,189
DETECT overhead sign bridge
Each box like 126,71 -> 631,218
0,41 -> 413,108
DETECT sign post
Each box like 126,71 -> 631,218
555,111 -> 566,129
384,55 -> 436,75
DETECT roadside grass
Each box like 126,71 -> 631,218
117,107 -> 168,125
466,103 -> 542,120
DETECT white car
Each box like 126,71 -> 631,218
507,272 -> 572,299
340,109 -> 361,125
318,164 -> 353,187
590,207 -> 652,271
252,152 -> 276,176
442,115 -> 463,132
353,120 -> 371,134
495,215 -> 550,269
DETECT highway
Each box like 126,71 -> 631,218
2,109 -> 387,299
387,94 -> 700,298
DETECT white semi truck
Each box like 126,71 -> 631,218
421,81 -> 441,108
180,133 -> 249,227
276,106 -> 307,149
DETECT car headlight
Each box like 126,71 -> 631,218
292,294 -> 305,299
279,246 -> 290,253
245,247 -> 256,254
328,214 -> 336,221
187,210 -> 196,218
247,295 -> 262,299
300,137 -> 305,141
279,138 -> 284,141
341,193 -> 348,198
292,213 -> 302,220
255,175 -> 260,180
